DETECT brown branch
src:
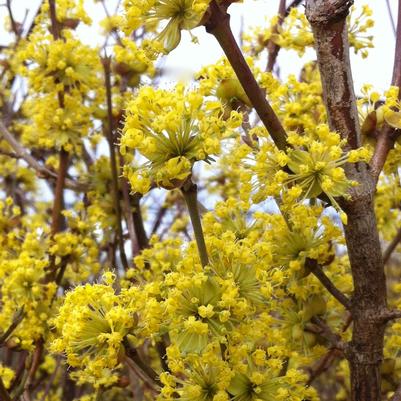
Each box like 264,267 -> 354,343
266,0 -> 286,72
123,339 -> 160,389
0,120 -> 86,191
284,0 -> 304,17
383,226 -> 401,264
305,316 -> 346,351
5,0 -> 19,36
265,0 -> 304,73
204,0 -> 288,151
131,193 -> 149,250
120,165 -> 140,256
151,203 -> 168,236
0,308 -> 24,346
50,149 -> 68,236
380,309 -> 401,322
48,0 -> 61,39
306,259 -> 351,310
181,181 -> 209,267
103,56 -> 129,270
370,0 -> 401,182
307,313 -> 352,385
386,0 -> 397,37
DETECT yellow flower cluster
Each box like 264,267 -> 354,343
250,125 -> 369,222
124,0 -> 211,53
16,23 -> 102,152
121,84 -> 241,193
243,4 -> 374,59
51,273 -> 137,386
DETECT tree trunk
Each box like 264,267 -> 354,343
305,1 -> 389,399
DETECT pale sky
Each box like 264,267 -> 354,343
0,1 -> 398,93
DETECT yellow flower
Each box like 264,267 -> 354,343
124,0 -> 211,53
121,84 -> 240,193
52,274 -> 137,372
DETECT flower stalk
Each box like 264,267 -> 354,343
181,181 -> 209,267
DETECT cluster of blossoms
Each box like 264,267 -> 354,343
124,0 -> 211,53
120,84 -> 242,193
243,5 -> 374,60
244,124 -> 369,223
14,3 -> 103,153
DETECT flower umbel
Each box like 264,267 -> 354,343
51,273 -> 137,373
121,84 -> 241,193
124,0 -> 210,53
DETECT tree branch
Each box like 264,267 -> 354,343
123,339 -> 160,390
131,193 -> 149,250
386,0 -> 397,37
265,0 -> 304,73
379,309 -> 401,322
0,120 -> 86,191
103,56 -> 129,270
383,226 -> 401,264
307,2 -> 388,399
305,316 -> 346,351
181,181 -> 209,267
0,308 -> 24,346
204,0 -> 288,151
307,313 -> 352,385
306,259 -> 351,310
266,0 -> 286,73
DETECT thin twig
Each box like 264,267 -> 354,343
306,259 -> 351,311
307,313 -> 352,385
0,308 -> 24,346
0,120 -> 86,191
103,55 -> 129,270
266,0 -> 286,72
39,357 -> 60,401
120,165 -> 139,256
5,0 -> 19,36
265,0 -> 304,73
151,204 -> 168,236
383,226 -> 401,264
50,149 -> 68,236
123,339 -> 160,390
386,0 -> 397,38
305,316 -> 345,351
131,193 -> 149,250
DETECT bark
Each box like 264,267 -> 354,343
343,191 -> 387,401
306,1 -> 388,400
